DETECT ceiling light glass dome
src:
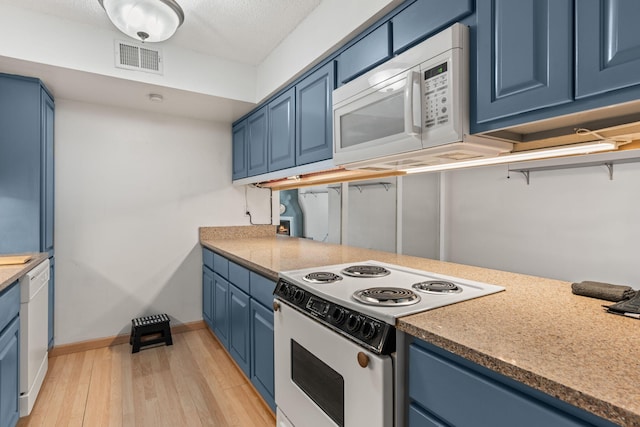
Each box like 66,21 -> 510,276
99,0 -> 185,43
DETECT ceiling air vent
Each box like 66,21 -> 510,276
114,40 -> 163,75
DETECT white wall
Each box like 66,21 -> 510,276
401,174 -> 440,259
54,99 -> 271,344
443,162 -> 640,286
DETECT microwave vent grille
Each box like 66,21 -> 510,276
114,40 -> 163,75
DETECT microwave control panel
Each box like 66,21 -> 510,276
423,62 -> 450,129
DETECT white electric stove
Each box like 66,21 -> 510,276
273,260 -> 504,427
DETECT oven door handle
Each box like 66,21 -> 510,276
404,70 -> 421,136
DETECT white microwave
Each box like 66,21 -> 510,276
332,23 -> 511,171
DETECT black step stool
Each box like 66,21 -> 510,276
130,314 -> 173,353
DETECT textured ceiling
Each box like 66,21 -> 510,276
0,0 -> 322,65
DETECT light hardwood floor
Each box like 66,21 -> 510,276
18,329 -> 276,427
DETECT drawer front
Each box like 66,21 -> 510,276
249,272 -> 276,310
202,247 -> 214,271
409,343 -> 589,427
229,261 -> 250,293
0,282 -> 20,334
213,253 -> 229,279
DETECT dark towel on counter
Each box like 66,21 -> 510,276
571,281 -> 637,302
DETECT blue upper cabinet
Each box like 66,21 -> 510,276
268,87 -> 296,172
295,61 -> 335,166
232,121 -> 248,180
575,0 -> 640,99
337,23 -> 391,85
247,107 -> 268,176
0,74 -> 55,256
392,0 -> 474,54
475,0 -> 573,125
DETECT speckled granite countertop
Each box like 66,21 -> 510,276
200,227 -> 639,426
0,253 -> 49,292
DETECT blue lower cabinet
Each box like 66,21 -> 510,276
250,300 -> 275,412
202,267 -> 214,329
409,339 -> 618,427
213,273 -> 230,349
228,284 -> 251,377
0,281 -> 20,427
201,249 -> 276,412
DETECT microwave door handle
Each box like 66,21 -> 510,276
404,71 -> 421,136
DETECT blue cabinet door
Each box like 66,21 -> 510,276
392,0 -> 473,54
409,339 -> 618,427
0,317 -> 19,427
213,273 -> 229,349
232,120 -> 247,180
229,284 -> 251,377
42,90 -> 54,256
202,266 -> 214,330
247,107 -> 269,176
0,74 -> 48,254
475,0 -> 573,124
48,256 -> 55,349
268,87 -> 296,172
576,0 -> 640,98
337,23 -> 391,85
250,300 -> 275,411
295,62 -> 335,166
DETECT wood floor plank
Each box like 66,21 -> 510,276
16,329 -> 275,427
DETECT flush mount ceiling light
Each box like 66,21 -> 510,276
98,0 -> 185,43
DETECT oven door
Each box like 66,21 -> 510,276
332,67 -> 423,166
274,301 -> 393,427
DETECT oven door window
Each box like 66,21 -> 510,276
291,340 -> 344,427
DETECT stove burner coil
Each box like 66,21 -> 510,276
342,265 -> 391,278
352,287 -> 420,306
412,281 -> 462,294
302,272 -> 343,284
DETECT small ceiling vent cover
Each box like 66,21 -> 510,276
114,40 -> 163,75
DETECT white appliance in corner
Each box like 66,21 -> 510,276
19,258 -> 50,416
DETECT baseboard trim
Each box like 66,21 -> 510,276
49,320 -> 206,358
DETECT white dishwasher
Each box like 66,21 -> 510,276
19,258 -> 49,417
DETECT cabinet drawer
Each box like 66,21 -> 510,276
202,247 -> 214,271
0,282 -> 20,334
409,343 -> 590,427
229,261 -> 250,293
249,272 -> 276,309
213,253 -> 229,279
337,23 -> 391,85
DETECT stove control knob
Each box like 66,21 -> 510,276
346,314 -> 361,332
361,321 -> 377,340
293,288 -> 305,303
284,285 -> 295,299
330,307 -> 346,325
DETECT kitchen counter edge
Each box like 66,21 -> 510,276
0,253 -> 49,292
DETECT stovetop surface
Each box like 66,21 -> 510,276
278,260 -> 505,325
